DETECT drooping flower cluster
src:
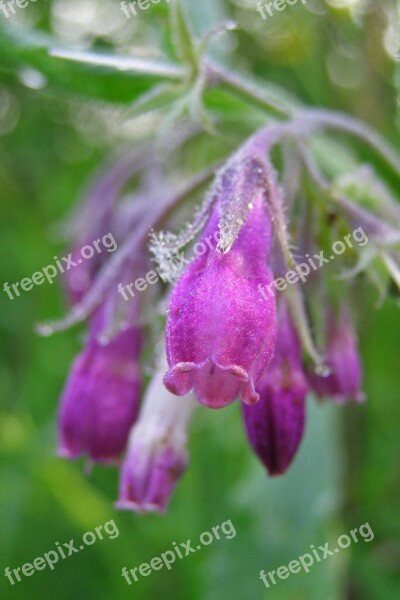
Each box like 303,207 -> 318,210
39,113 -> 400,513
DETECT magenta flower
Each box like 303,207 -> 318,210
117,362 -> 195,513
243,300 -> 308,475
309,307 -> 364,404
38,108 -> 396,514
58,307 -> 142,464
164,157 -> 277,409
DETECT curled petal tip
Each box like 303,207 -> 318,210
240,377 -> 260,406
164,360 -> 260,408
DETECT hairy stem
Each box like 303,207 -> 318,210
35,164 -> 218,335
208,60 -> 400,176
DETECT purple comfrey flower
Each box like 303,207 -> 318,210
243,300 -> 308,476
309,307 -> 364,404
117,361 -> 195,513
58,305 -> 142,464
37,106 -> 400,515
164,156 -> 277,408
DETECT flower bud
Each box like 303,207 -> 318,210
309,308 -> 364,404
243,301 -> 308,475
58,307 -> 142,464
117,360 -> 195,513
164,156 -> 277,408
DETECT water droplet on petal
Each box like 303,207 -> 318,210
315,364 -> 332,377
98,335 -> 109,346
36,323 -> 54,337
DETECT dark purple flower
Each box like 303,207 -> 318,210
243,300 -> 308,475
309,307 -> 364,404
164,156 -> 277,409
117,363 -> 194,513
58,306 -> 142,464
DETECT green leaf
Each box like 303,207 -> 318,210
0,23 -> 187,104
121,82 -> 189,120
169,0 -> 198,71
49,47 -> 187,79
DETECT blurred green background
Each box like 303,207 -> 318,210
0,1 -> 399,599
